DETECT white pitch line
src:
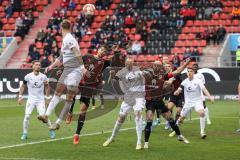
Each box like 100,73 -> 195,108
0,127 -> 135,150
0,116 -> 237,150
0,158 -> 63,160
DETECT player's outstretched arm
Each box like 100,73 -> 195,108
18,83 -> 26,105
72,47 -> 83,65
44,56 -> 62,74
174,87 -> 182,96
172,58 -> 191,76
202,87 -> 214,103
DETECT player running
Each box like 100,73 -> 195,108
143,59 -> 191,149
37,20 -> 85,130
193,63 -> 211,125
174,67 -> 214,139
18,60 -> 55,140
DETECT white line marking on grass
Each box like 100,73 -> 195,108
0,116 -> 237,150
0,158 -> 62,160
0,127 -> 135,150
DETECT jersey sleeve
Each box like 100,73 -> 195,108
197,79 -> 205,90
200,73 -> 206,84
180,80 -> 186,89
23,75 -> 28,84
115,68 -> 125,80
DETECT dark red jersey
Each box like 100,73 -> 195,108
81,54 -> 110,85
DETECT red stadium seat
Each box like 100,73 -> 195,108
99,10 -> 106,16
76,4 -> 82,11
0,6 -> 4,12
131,28 -> 136,34
71,10 -> 78,17
200,40 -> 206,47
107,10 -> 114,15
82,35 -> 90,42
36,5 -> 44,12
5,31 -> 12,37
1,18 -> 7,24
0,12 -> 6,18
134,34 -> 141,41
110,4 -> 117,10
186,20 -> 193,26
79,0 -> 86,5
225,19 -> 231,26
36,42 -> 43,49
232,20 -> 239,26
8,18 -> 15,24
33,11 -> 39,18
3,24 -> 10,30
194,20 -> 201,26
56,36 -> 62,42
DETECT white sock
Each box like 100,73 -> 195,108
204,107 -> 210,121
56,118 -> 62,124
47,119 -> 52,127
135,116 -> 143,145
46,95 -> 60,116
23,115 -> 30,134
200,116 -> 206,134
110,120 -> 122,140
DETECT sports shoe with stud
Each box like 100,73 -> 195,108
201,132 -> 207,139
21,133 -> 27,140
49,123 -> 60,130
169,131 -> 176,137
178,135 -> 190,144
49,130 -> 55,139
37,115 -> 48,123
103,138 -> 114,147
136,143 -> 142,150
73,134 -> 79,145
143,142 -> 149,149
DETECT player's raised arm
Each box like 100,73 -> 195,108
44,55 -> 62,74
172,58 -> 191,76
202,86 -> 214,103
72,46 -> 83,65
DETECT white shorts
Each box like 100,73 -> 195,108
119,97 -> 146,116
25,99 -> 46,115
181,101 -> 204,117
59,65 -> 85,87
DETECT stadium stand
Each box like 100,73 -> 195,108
1,0 -> 240,68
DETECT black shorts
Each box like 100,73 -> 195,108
163,94 -> 170,101
146,100 -> 169,114
80,96 -> 91,107
169,93 -> 184,108
79,84 -> 97,107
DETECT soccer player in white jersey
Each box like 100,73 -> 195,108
18,60 -> 55,140
103,56 -> 145,150
193,63 -> 211,125
174,67 -> 214,139
38,20 -> 85,130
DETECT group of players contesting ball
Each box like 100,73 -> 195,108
17,20 -> 215,150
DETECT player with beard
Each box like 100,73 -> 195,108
143,59 -> 191,149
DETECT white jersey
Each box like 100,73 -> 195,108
24,72 -> 48,102
181,76 -> 205,103
195,72 -> 206,100
60,33 -> 81,67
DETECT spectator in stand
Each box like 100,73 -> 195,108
189,6 -> 197,20
176,15 -> 184,28
204,6 -> 213,19
183,47 -> 192,60
131,40 -> 142,55
28,46 -> 41,62
68,0 -> 76,10
5,4 -> 13,18
96,0 -> 111,10
51,47 -> 59,58
61,0 -> 68,8
41,56 -> 51,68
36,29 -> 46,43
172,53 -> 181,68
231,7 -> 240,19
216,25 -> 226,44
14,26 -> 25,39
162,0 -> 171,15
212,0 -> 223,14
12,0 -> 22,12
192,47 -> 199,62
124,14 -> 135,28
138,26 -> 148,41
150,20 -> 161,33
152,1 -> 162,18
181,0 -> 188,6
15,17 -> 23,28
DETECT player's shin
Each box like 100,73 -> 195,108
46,95 -> 61,116
23,114 -> 30,134
110,116 -> 125,140
76,113 -> 86,135
168,117 -> 181,136
135,111 -> 143,145
144,121 -> 153,142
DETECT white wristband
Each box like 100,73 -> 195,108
45,96 -> 52,100
19,95 -> 23,99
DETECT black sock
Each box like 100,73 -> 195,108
156,109 -> 160,119
169,118 -> 181,135
100,94 -> 104,105
69,96 -> 76,113
175,112 -> 180,121
76,114 -> 86,135
144,121 -> 153,142
92,97 -> 95,106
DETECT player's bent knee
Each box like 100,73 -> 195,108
24,114 -> 30,121
67,85 -> 78,92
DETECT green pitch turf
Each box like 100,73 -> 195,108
0,99 -> 239,160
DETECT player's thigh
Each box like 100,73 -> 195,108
25,100 -> 35,115
194,101 -> 205,115
180,103 -> 193,118
64,66 -> 84,87
55,83 -> 66,95
133,97 -> 146,112
146,101 -> 155,120
119,101 -> 132,116
36,101 -> 46,116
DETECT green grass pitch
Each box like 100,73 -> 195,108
0,99 -> 239,160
